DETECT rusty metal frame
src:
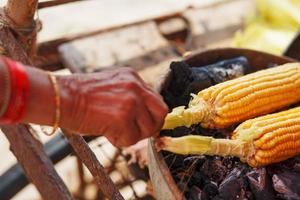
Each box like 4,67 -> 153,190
64,131 -> 124,199
38,0 -> 85,9
0,0 -> 124,199
1,125 -> 73,200
0,1 -> 73,198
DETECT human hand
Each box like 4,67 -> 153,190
57,68 -> 168,147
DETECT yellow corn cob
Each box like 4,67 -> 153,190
163,63 -> 300,130
158,106 -> 300,167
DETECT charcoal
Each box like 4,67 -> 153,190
190,56 -> 249,85
246,168 -> 276,200
271,169 -> 300,200
177,181 -> 189,193
201,158 -> 228,184
201,182 -> 218,200
222,156 -> 240,170
162,152 -> 186,170
189,186 -> 202,200
160,126 -> 192,137
212,196 -> 223,200
161,61 -> 194,108
190,171 -> 210,188
160,57 -> 300,200
162,57 -> 249,108
183,155 -> 206,168
218,168 -> 247,200
192,125 -> 233,138
278,156 -> 300,172
293,157 -> 300,172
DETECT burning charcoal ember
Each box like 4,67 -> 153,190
246,168 -> 276,200
201,182 -> 218,200
162,57 -> 249,108
271,169 -> 300,200
218,168 -> 248,200
189,186 -> 202,200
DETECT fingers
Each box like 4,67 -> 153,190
135,98 -> 156,139
70,67 -> 168,148
121,69 -> 168,136
105,91 -> 166,147
142,91 -> 168,132
106,120 -> 140,147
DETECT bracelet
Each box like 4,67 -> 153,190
0,59 -> 11,117
0,57 -> 29,123
42,72 -> 60,136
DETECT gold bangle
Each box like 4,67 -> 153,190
43,72 -> 60,136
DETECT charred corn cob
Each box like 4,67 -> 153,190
158,106 -> 300,167
163,63 -> 300,129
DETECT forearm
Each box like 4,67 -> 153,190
21,66 -> 73,128
0,57 -> 68,126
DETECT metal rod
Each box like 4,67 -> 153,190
76,157 -> 86,198
5,0 -> 38,28
0,26 -> 31,64
0,134 -> 96,200
38,0 -> 85,9
1,125 -> 73,200
4,0 -> 38,58
64,130 -> 124,200
0,5 -> 73,197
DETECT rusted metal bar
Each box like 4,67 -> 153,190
38,0 -> 85,9
0,134 -> 96,199
0,26 -> 31,64
76,157 -> 86,198
1,125 -> 73,200
64,130 -> 124,200
5,0 -> 38,28
4,0 -> 38,57
0,3 -> 73,198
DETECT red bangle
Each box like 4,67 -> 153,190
0,57 -> 30,124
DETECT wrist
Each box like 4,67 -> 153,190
21,67 -> 56,125
55,75 -> 74,131
21,67 -> 75,130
